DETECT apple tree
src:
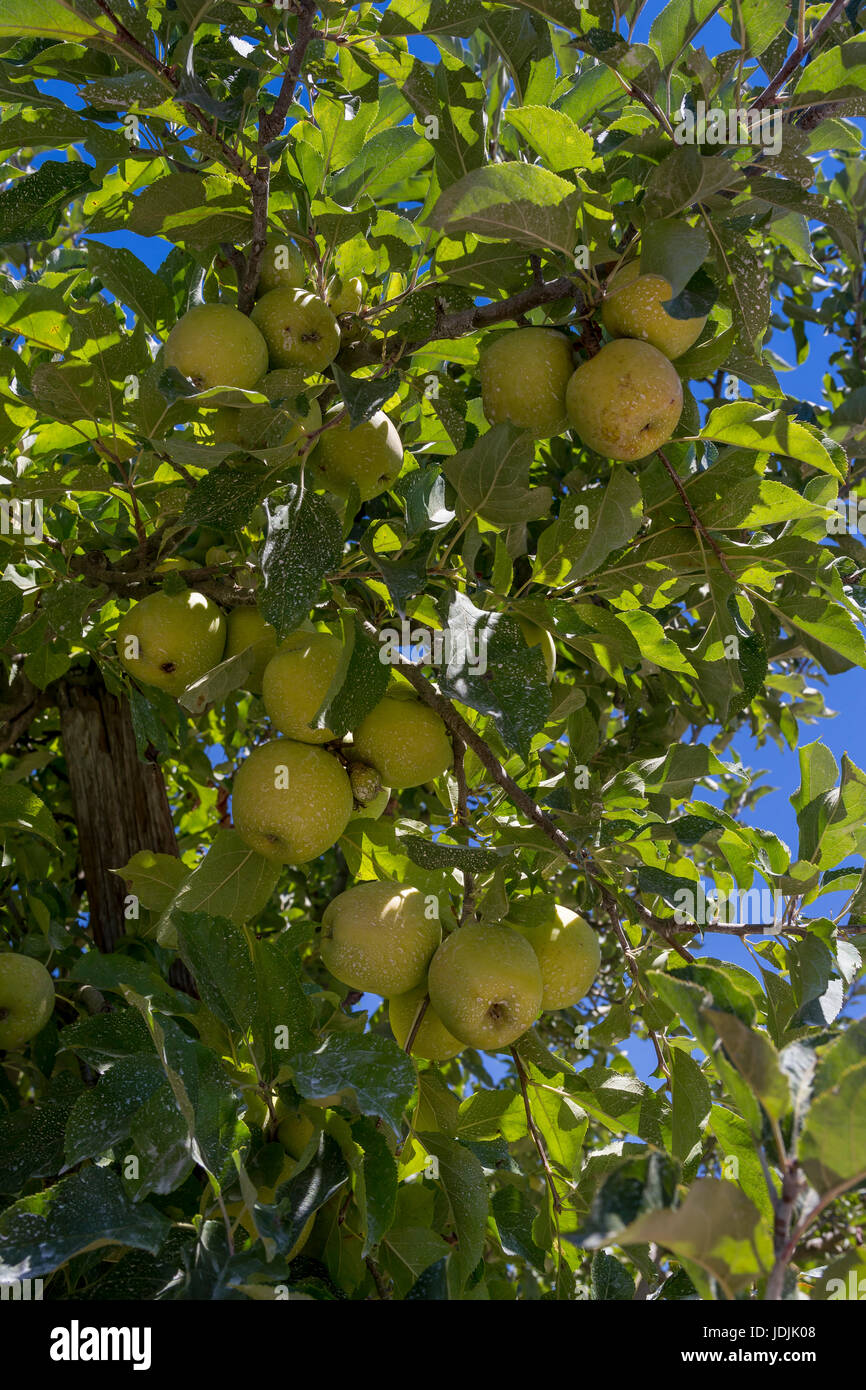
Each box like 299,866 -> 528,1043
1,0 -> 866,1303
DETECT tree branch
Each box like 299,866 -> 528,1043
511,1046 -> 562,1214
749,0 -> 847,109
238,1 -> 317,312
341,276 -> 582,371
261,1 -> 318,144
89,0 -> 253,182
0,672 -> 47,755
657,448 -> 737,581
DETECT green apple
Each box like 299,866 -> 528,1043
116,590 -> 227,697
181,526 -> 226,565
164,304 -> 269,391
155,556 -> 194,573
257,238 -> 308,296
321,880 -> 441,996
276,1106 -> 315,1159
225,605 -> 278,693
242,1091 -> 270,1132
505,895 -> 600,1010
0,954 -> 55,1050
601,262 -> 706,361
389,985 -> 464,1062
231,738 -> 353,864
326,274 -> 365,315
480,327 -> 574,438
566,339 -> 683,461
311,409 -> 403,502
427,921 -> 543,1050
517,617 -> 556,682
262,630 -> 343,743
214,369 -> 322,456
252,287 -> 340,373
352,697 -> 452,789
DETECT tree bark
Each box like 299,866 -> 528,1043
57,671 -> 179,955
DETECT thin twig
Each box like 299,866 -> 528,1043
749,0 -> 847,109
511,1047 -> 562,1215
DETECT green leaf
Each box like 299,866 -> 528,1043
590,1249 -> 635,1300
437,589 -> 551,758
0,0 -> 112,40
492,1185 -> 546,1269
313,611 -> 390,739
708,1105 -> 775,1225
403,834 -> 505,873
0,784 -> 59,845
503,105 -> 600,172
179,649 -> 255,716
702,1010 -> 790,1121
0,161 -> 94,247
799,1061 -> 866,1194
0,580 -> 24,645
86,241 -> 173,332
381,1229 -> 451,1295
442,422 -> 552,527
430,162 -> 581,257
260,490 -> 343,638
793,36 -> 866,112
255,1134 -> 350,1258
698,403 -> 844,479
0,282 -> 71,350
174,912 -> 257,1037
181,461 -> 270,530
379,0 -> 487,36
250,932 -> 315,1082
290,1032 -> 416,1135
0,1166 -> 170,1281
157,832 -> 279,942
330,364 -> 401,426
64,1052 -> 174,1165
533,465 -> 643,585
69,953 -> 198,1015
670,1049 -> 712,1164
354,1116 -> 399,1257
417,1133 -> 488,1293
648,0 -> 721,67
113,850 -> 188,915
60,1009 -> 153,1070
639,218 -> 710,299
0,1074 -> 84,1196
615,1178 -> 770,1295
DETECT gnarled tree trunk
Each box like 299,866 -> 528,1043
57,670 -> 182,960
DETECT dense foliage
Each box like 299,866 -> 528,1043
1,0 -> 866,1302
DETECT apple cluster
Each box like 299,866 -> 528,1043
114,589 -> 457,863
480,262 -> 707,460
163,238 -> 405,503
320,884 -> 601,1057
99,239 -> 631,1075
